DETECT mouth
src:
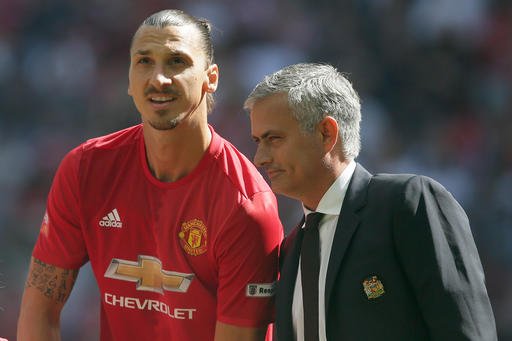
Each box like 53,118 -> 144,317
266,169 -> 283,180
148,95 -> 177,109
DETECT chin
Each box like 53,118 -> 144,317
148,119 -> 180,130
147,113 -> 186,130
270,183 -> 286,196
272,183 -> 302,202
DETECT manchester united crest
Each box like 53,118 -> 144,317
362,275 -> 385,300
178,219 -> 207,256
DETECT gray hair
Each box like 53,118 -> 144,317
133,9 -> 215,113
244,63 -> 361,159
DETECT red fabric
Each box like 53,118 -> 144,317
33,124 -> 283,340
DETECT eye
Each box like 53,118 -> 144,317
169,56 -> 186,65
137,57 -> 151,65
267,136 -> 281,142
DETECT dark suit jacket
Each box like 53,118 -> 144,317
276,164 -> 497,340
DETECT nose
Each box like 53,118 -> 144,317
253,144 -> 272,168
149,66 -> 172,90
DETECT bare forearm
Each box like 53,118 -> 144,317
17,295 -> 61,341
17,257 -> 78,341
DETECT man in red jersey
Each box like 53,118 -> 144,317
17,9 -> 283,341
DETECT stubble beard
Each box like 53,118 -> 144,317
147,110 -> 184,130
145,93 -> 205,131
143,86 -> 184,130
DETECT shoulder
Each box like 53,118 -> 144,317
80,124 -> 142,153
371,172 -> 461,215
62,125 -> 141,161
360,172 -> 415,204
375,174 -> 453,201
207,133 -> 282,237
370,172 -> 446,195
364,169 -> 457,208
212,132 -> 273,200
55,125 -> 141,179
371,172 -> 446,190
371,172 -> 417,187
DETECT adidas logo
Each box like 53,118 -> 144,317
99,208 -> 123,228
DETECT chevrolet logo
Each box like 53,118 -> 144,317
104,255 -> 194,294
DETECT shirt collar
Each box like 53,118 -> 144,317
303,160 -> 357,217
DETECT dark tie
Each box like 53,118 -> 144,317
301,212 -> 324,341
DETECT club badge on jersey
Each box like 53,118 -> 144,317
178,219 -> 208,256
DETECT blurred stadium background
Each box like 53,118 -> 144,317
1,0 -> 511,339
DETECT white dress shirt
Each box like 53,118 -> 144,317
291,160 -> 356,341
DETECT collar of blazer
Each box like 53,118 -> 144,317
276,163 -> 372,340
324,163 -> 371,312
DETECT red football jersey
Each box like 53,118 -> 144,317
33,124 -> 283,340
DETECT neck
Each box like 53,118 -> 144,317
301,158 -> 351,210
143,121 -> 212,182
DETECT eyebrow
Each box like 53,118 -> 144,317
132,49 -> 194,64
252,130 -> 279,141
134,49 -> 151,56
133,48 -> 188,55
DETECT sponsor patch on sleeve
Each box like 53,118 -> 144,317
246,282 -> 276,297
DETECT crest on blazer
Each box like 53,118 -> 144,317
362,275 -> 385,299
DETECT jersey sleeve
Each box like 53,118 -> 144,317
214,190 -> 283,328
32,146 -> 88,269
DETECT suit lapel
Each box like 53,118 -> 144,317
276,217 -> 304,341
324,164 -> 371,313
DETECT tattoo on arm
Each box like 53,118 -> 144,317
26,258 -> 79,303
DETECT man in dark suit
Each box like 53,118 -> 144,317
244,63 -> 497,340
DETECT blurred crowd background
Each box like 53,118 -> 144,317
1,0 -> 511,339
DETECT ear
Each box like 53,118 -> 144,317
127,63 -> 133,96
318,116 -> 339,153
204,64 -> 219,93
